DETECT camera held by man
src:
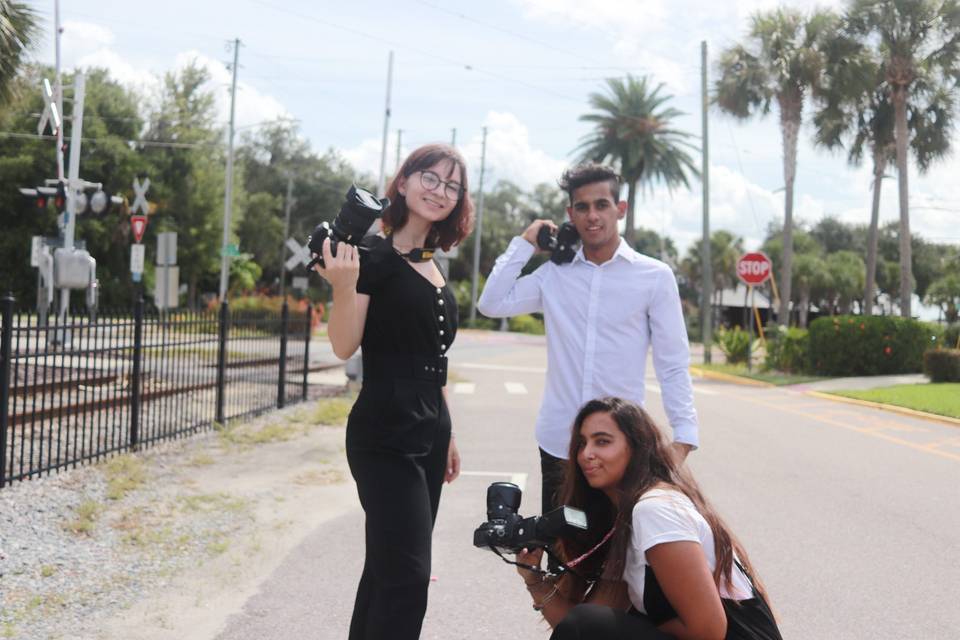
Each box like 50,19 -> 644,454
535,222 -> 580,265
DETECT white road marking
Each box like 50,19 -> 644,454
453,382 -> 475,394
505,382 -> 528,395
459,363 -> 546,373
459,471 -> 528,493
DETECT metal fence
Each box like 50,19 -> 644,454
0,295 -> 312,487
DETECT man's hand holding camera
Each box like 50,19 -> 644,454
312,236 -> 360,294
522,219 -> 557,251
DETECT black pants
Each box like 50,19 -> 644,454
550,604 -> 673,640
551,601 -> 782,640
345,378 -> 451,640
540,447 -> 567,515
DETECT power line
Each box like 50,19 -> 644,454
0,130 -> 220,149
245,0 -> 584,103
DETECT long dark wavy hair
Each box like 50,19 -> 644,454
381,143 -> 474,250
553,397 -> 771,608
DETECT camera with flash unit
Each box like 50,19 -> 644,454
307,185 -> 389,270
473,482 -> 588,555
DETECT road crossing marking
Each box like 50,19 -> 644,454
504,382 -> 528,395
459,363 -> 546,373
453,382 -> 475,395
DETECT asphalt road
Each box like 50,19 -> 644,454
217,330 -> 960,639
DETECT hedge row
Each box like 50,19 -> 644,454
808,315 -> 941,376
924,349 -> 960,382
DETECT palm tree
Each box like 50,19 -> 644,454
0,1 -> 40,106
715,7 -> 839,326
847,0 -> 960,318
577,75 -> 699,248
817,9 -> 955,317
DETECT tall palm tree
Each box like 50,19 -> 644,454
0,1 -> 39,106
715,7 -> 839,326
847,0 -> 960,318
577,74 -> 699,248
814,27 -> 953,317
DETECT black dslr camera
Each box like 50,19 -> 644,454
536,222 -> 580,265
473,482 -> 588,555
306,185 -> 389,270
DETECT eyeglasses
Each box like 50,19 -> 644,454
418,170 -> 463,201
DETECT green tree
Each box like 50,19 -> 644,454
847,0 -> 960,317
0,1 -> 39,106
824,250 -> 867,314
237,120 -> 361,294
715,7 -> 839,325
682,230 -> 744,306
792,252 -> 831,327
926,273 -> 960,323
815,13 -> 953,316
142,61 -> 225,308
577,74 -> 698,248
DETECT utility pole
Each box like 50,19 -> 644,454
395,129 -> 402,172
218,38 -> 240,302
451,128 -> 457,147
377,51 -> 394,197
59,71 -> 85,322
54,0 -> 64,180
469,127 -> 488,324
700,40 -> 713,364
279,174 -> 294,299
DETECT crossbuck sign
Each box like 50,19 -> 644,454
284,237 -> 312,271
131,177 -> 151,215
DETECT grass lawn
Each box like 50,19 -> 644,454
695,362 -> 826,386
830,384 -> 960,419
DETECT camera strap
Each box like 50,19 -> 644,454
566,526 -> 615,569
394,247 -> 436,263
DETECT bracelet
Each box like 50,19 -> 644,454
532,584 -> 560,612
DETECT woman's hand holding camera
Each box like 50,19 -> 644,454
312,237 -> 360,294
516,547 -> 545,586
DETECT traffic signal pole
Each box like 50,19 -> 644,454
219,38 -> 240,302
59,72 -> 85,321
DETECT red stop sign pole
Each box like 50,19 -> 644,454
736,252 -> 772,286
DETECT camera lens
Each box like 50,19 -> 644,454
486,482 -> 522,521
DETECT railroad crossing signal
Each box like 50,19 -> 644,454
38,78 -> 61,136
284,237 -> 311,271
131,177 -> 151,215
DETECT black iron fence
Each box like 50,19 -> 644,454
0,295 -> 313,487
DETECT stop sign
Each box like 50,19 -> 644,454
736,252 -> 772,286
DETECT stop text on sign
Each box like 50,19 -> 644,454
736,252 -> 772,286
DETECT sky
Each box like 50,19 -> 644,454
25,0 -> 960,262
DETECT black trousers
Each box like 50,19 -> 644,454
550,604 -> 673,640
540,447 -> 567,515
550,601 -> 782,640
345,378 -> 451,640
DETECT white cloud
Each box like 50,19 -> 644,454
462,112 -> 567,188
341,111 -> 567,192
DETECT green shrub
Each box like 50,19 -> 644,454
808,315 -> 941,376
764,326 -> 810,373
717,326 -> 753,364
923,349 -> 960,382
508,314 -> 545,335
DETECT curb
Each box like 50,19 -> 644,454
688,366 -> 774,388
806,390 -> 960,429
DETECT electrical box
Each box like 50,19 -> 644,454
53,248 -> 96,289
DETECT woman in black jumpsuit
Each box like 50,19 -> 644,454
313,144 -> 474,640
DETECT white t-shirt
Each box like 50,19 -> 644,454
623,488 -> 753,616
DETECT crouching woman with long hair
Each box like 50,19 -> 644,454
516,397 -> 782,640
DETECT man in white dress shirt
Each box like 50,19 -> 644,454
477,162 -> 699,516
